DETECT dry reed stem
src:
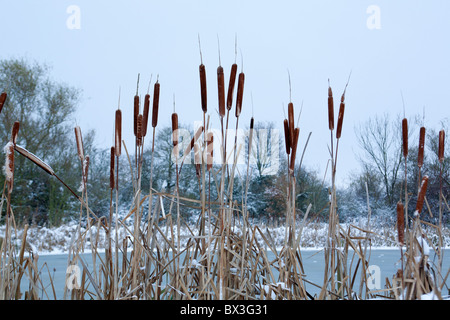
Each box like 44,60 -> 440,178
207,132 -> 213,171
397,201 -> 405,245
227,64 -> 238,111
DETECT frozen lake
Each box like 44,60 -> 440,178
21,248 -> 449,300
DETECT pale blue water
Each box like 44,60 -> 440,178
21,248 -> 449,300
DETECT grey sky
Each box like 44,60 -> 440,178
1,0 -> 449,187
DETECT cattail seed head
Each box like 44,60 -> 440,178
283,119 -> 291,155
200,64 -> 207,113
415,175 -> 429,217
115,109 -> 122,156
289,127 -> 300,174
0,92 -> 7,113
142,94 -> 150,137
74,126 -> 84,162
235,72 -> 245,117
402,118 -> 408,158
14,144 -> 54,175
152,81 -> 160,128
328,83 -> 334,131
137,114 -> 143,146
110,146 -> 115,190
11,121 -> 20,145
218,65 -> 225,117
418,126 -> 425,168
227,64 -> 238,110
396,201 -> 405,245
439,130 -> 445,163
83,155 -> 90,187
134,95 -> 139,137
288,102 -> 295,147
4,141 -> 14,191
172,113 -> 178,147
336,99 -> 345,139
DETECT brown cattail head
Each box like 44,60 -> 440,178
283,119 -> 291,155
194,142 -> 201,177
4,141 -> 14,191
115,109 -> 122,156
396,201 -> 405,245
74,126 -> 84,162
200,64 -> 207,113
336,94 -> 345,139
418,126 -> 425,168
439,130 -> 445,163
207,132 -> 214,171
133,95 -> 140,137
328,82 -> 334,131
11,121 -> 20,145
235,72 -> 245,117
249,117 -> 254,156
0,92 -> 7,113
227,63 -> 238,111
14,144 -> 54,175
142,94 -> 150,137
415,175 -> 429,217
172,113 -> 178,147
152,81 -> 160,128
402,118 -> 408,158
289,127 -> 300,174
218,65 -> 225,117
110,146 -> 115,190
137,114 -> 143,146
288,102 -> 295,147
83,155 -> 90,186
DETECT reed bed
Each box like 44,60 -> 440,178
0,49 -> 448,301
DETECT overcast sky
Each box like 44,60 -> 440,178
1,0 -> 449,187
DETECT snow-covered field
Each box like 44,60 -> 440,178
2,216 -> 449,255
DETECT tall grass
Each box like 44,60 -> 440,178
0,49 -> 448,300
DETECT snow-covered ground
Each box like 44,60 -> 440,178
2,215 -> 449,255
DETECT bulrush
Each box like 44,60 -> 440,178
397,201 -> 405,245
137,114 -> 143,146
110,146 -> 115,190
336,91 -> 346,139
418,127 -> 425,168
289,127 -> 300,174
14,144 -> 54,176
115,109 -> 122,157
0,92 -> 7,113
227,63 -> 238,111
74,126 -> 84,161
414,175 -> 429,217
402,118 -> 408,158
283,119 -> 291,155
200,63 -> 207,113
134,95 -> 139,137
328,80 -> 334,131
235,71 -> 245,117
142,93 -> 150,137
218,65 -> 225,118
152,80 -> 160,128
288,102 -> 295,147
172,112 -> 179,151
439,130 -> 445,163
